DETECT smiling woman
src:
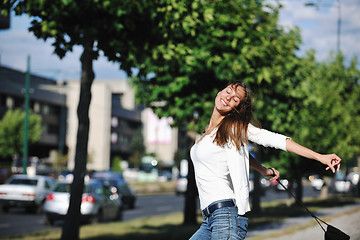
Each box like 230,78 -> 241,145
188,81 -> 342,240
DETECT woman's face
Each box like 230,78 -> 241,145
215,84 -> 245,115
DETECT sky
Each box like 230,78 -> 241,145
0,0 -> 359,81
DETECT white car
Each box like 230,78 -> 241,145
44,179 -> 122,225
309,175 -> 324,191
0,174 -> 55,213
175,175 -> 187,195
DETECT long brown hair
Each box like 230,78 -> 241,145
213,81 -> 253,151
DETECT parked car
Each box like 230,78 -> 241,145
309,175 -> 325,191
158,170 -> 173,182
330,173 -> 352,193
275,179 -> 290,191
0,174 -> 55,213
92,171 -> 136,209
43,179 -> 122,225
175,175 -> 187,195
249,173 -> 270,195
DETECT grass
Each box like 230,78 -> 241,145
129,181 -> 176,195
1,196 -> 359,240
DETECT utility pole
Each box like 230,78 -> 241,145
305,0 -> 341,53
336,0 -> 341,53
22,55 -> 30,175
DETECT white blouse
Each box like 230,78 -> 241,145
190,124 -> 289,215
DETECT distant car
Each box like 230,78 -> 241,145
92,171 -> 136,209
310,175 -> 324,191
330,173 -> 352,193
0,174 -> 55,213
158,170 -> 173,182
276,179 -> 290,191
175,175 -> 187,195
43,179 -> 122,225
249,173 -> 270,195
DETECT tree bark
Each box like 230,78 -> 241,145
61,40 -> 95,240
183,159 -> 198,225
251,145 -> 263,214
252,170 -> 262,213
294,164 -> 303,202
295,175 -> 303,202
182,127 -> 198,225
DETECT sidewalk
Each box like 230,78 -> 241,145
247,202 -> 360,240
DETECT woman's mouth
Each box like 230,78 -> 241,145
220,99 -> 227,106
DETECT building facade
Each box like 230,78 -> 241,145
0,65 -> 178,173
65,80 -> 178,171
0,65 -> 67,164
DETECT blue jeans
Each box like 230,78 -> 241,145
189,201 -> 248,240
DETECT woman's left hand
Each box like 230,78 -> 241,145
318,153 -> 342,173
264,167 -> 279,181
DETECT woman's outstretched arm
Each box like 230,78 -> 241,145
285,139 -> 342,173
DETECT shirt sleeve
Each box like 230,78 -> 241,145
248,124 -> 290,151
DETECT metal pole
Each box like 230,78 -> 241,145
337,0 -> 341,53
305,0 -> 341,53
22,55 -> 30,175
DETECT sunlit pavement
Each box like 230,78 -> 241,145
247,201 -> 360,240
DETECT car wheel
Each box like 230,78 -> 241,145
1,205 -> 9,213
44,214 -> 54,226
115,207 -> 123,221
36,201 -> 45,214
91,209 -> 104,224
129,202 -> 135,209
25,206 -> 37,214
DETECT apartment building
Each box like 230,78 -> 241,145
65,80 -> 178,171
0,65 -> 67,161
0,65 -> 178,172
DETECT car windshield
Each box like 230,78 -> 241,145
8,178 -> 38,186
53,183 -> 93,193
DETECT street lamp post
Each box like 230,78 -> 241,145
305,0 -> 341,53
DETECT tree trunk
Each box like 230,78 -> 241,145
183,158 -> 198,225
295,175 -> 303,202
251,145 -> 263,214
252,171 -> 261,213
61,40 -> 95,240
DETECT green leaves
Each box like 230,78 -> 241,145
0,109 -> 42,158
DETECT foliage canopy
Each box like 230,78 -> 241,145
0,109 -> 42,158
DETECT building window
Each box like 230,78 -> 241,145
6,96 -> 14,109
111,117 -> 118,128
119,134 -> 130,144
112,93 -> 123,109
33,102 -> 41,113
111,132 -> 118,144
43,104 -> 50,115
119,119 -> 129,128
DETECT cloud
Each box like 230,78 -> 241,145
0,2 -> 359,81
0,13 -> 127,80
278,0 -> 360,64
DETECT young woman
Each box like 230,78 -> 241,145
189,81 -> 342,240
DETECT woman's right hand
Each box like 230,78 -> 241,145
264,167 -> 279,181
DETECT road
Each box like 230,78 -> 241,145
0,185 -> 319,238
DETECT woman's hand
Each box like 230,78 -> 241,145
264,167 -> 279,181
318,153 -> 342,173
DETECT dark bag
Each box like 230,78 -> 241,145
325,224 -> 350,240
275,178 -> 350,240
